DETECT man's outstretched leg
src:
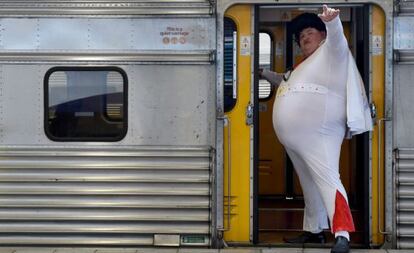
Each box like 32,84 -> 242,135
283,149 -> 328,244
292,134 -> 354,253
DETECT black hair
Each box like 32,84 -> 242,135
291,13 -> 326,45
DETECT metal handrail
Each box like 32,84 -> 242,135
217,115 -> 231,232
378,117 -> 392,235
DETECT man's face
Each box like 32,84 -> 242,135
299,27 -> 326,58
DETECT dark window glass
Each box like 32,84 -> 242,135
224,17 -> 237,112
45,67 -> 127,141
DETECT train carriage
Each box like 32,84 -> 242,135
0,0 -> 412,250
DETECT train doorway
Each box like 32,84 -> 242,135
222,3 -> 386,248
254,4 -> 372,247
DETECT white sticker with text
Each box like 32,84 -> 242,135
240,36 -> 251,56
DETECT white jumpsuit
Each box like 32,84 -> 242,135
271,16 -> 355,233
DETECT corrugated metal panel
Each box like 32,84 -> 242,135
396,0 -> 414,15
0,18 -> 215,52
394,16 -> 414,64
0,235 -> 153,245
395,41 -> 414,246
0,0 -> 213,17
0,51 -> 215,64
395,50 -> 414,64
396,149 -> 414,248
0,146 -> 212,246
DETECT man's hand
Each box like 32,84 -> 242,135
318,4 -> 340,22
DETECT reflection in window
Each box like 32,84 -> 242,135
259,32 -> 272,99
45,67 -> 127,141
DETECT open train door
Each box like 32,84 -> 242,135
215,4 -> 259,245
215,0 -> 394,249
254,3 -> 374,247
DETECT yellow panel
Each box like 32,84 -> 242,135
370,4 -> 386,246
224,4 -> 252,243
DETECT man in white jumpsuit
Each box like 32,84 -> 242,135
260,5 -> 372,253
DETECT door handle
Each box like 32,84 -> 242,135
246,102 -> 253,126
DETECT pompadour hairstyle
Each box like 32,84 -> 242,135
292,12 -> 326,45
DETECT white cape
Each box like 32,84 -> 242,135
345,51 -> 373,139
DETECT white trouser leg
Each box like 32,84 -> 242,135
285,148 -> 329,233
293,134 -> 355,233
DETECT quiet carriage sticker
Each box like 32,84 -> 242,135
161,26 -> 190,45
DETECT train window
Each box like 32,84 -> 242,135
44,67 -> 128,141
259,32 -> 272,100
224,17 -> 237,112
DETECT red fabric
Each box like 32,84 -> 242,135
332,190 -> 355,233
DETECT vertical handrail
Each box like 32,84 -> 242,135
378,117 -> 392,235
218,115 -> 231,232
232,31 -> 238,99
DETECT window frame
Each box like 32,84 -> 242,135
258,30 -> 275,101
223,16 -> 238,113
44,66 -> 128,142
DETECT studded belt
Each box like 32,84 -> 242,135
276,83 -> 328,98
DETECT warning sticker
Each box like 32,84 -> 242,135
275,41 -> 284,56
280,11 -> 292,22
372,35 -> 383,56
240,36 -> 251,56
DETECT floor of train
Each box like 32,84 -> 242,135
258,197 -> 365,246
0,248 -> 407,253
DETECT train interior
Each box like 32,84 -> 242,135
255,5 -> 370,246
223,3 -> 380,247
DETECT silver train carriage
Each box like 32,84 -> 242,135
0,0 -> 412,250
